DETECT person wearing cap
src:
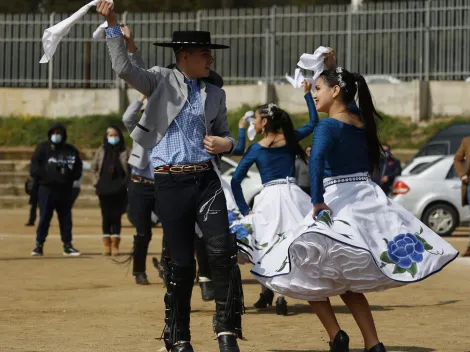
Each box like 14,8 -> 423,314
29,123 -> 83,257
97,2 -> 243,352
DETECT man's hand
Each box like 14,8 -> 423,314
204,136 -> 232,154
120,24 -> 133,41
96,0 -> 118,27
324,47 -> 337,70
462,175 -> 469,185
381,175 -> 389,184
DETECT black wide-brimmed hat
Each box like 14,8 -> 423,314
154,31 -> 229,50
166,63 -> 224,88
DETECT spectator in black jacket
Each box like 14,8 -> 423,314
372,144 -> 402,196
30,122 -> 83,257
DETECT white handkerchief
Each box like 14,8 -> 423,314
285,68 -> 305,88
40,0 -> 113,63
93,21 -> 109,40
297,46 -> 331,83
242,111 -> 257,141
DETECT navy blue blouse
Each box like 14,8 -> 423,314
309,117 -> 369,204
231,93 -> 319,215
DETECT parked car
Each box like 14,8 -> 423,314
391,156 -> 468,236
219,156 -> 263,208
413,123 -> 470,158
364,75 -> 401,84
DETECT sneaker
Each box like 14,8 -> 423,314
63,246 -> 81,257
31,247 -> 43,256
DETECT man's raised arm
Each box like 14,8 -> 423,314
96,1 -> 159,97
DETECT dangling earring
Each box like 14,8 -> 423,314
262,127 -> 265,134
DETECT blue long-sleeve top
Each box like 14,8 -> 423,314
231,92 -> 319,215
232,128 -> 246,156
309,118 -> 369,204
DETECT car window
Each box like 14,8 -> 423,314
446,163 -> 463,180
409,163 -> 432,175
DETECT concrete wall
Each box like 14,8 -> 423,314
1,81 -> 470,120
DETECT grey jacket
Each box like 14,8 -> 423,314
107,36 -> 235,151
122,98 -> 148,169
122,49 -> 150,170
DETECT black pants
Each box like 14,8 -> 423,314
154,170 -> 232,265
28,181 -> 39,224
71,187 -> 80,207
299,185 -> 311,196
128,180 -> 154,274
154,169 -> 243,339
98,190 -> 127,235
160,235 -> 212,279
36,185 -> 73,247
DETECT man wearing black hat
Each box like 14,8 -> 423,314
97,2 -> 243,352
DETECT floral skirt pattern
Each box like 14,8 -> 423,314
230,179 -> 312,265
251,172 -> 459,301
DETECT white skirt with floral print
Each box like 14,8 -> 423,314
251,172 -> 459,301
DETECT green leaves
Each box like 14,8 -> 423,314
407,262 -> 418,278
380,251 -> 394,264
317,212 -> 333,227
276,256 -> 289,272
393,265 -> 407,274
416,234 -> 434,251
335,219 -> 351,227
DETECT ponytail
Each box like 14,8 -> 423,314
257,104 -> 307,163
353,73 -> 384,175
321,68 -> 384,175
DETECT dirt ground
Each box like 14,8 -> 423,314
0,208 -> 469,352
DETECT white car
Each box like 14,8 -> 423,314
364,75 -> 401,84
391,155 -> 469,236
220,156 -> 263,208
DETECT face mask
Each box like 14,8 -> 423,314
50,134 -> 62,144
107,137 -> 120,146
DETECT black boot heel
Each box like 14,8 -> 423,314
329,330 -> 350,352
217,333 -> 240,352
365,343 -> 386,352
275,296 -> 288,316
253,288 -> 274,308
170,341 -> 194,352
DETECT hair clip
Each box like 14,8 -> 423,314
268,103 -> 277,117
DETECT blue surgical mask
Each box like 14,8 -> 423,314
107,137 -> 120,145
50,134 -> 62,144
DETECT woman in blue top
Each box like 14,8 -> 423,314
250,68 -> 458,352
230,81 -> 318,314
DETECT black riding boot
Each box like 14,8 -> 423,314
161,262 -> 196,352
206,234 -> 244,352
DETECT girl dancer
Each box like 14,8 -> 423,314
250,68 -> 458,352
231,81 -> 319,315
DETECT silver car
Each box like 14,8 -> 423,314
392,155 -> 469,236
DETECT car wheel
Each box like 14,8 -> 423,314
422,203 -> 458,237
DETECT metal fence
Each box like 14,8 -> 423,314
0,0 -> 469,88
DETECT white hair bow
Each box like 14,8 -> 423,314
40,0 -> 114,63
